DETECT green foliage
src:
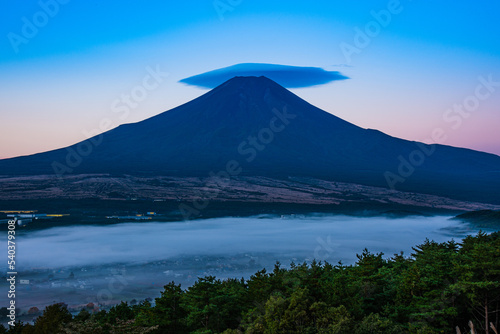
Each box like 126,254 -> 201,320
142,281 -> 187,333
181,276 -> 248,333
398,239 -> 460,331
105,301 -> 136,325
452,231 -> 500,333
3,322 -> 31,334
63,317 -> 158,333
73,309 -> 91,323
354,313 -> 403,334
32,303 -> 72,333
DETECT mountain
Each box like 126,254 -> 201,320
1,76 -> 500,204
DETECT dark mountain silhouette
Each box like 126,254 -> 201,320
1,76 -> 499,204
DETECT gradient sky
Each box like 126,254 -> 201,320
1,0 -> 499,159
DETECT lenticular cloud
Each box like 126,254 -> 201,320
179,63 -> 348,89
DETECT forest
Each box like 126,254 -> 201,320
2,231 -> 499,334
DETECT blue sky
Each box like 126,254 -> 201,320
1,0 -> 499,158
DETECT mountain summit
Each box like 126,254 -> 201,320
1,76 -> 500,204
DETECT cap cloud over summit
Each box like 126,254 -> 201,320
179,63 -> 349,89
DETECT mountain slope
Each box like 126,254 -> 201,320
1,76 -> 500,204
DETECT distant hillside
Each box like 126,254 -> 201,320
454,210 -> 500,229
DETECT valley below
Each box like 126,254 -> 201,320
0,214 -> 486,320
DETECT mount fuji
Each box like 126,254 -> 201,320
1,76 -> 499,205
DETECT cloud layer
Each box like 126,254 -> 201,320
5,215 -> 472,309
9,215 -> 467,269
179,63 -> 348,88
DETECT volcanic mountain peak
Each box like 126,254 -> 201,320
179,75 -> 312,110
142,75 -> 354,143
1,76 -> 500,205
212,75 -> 302,95
216,75 -> 275,86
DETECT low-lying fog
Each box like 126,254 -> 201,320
0,215 -> 478,311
